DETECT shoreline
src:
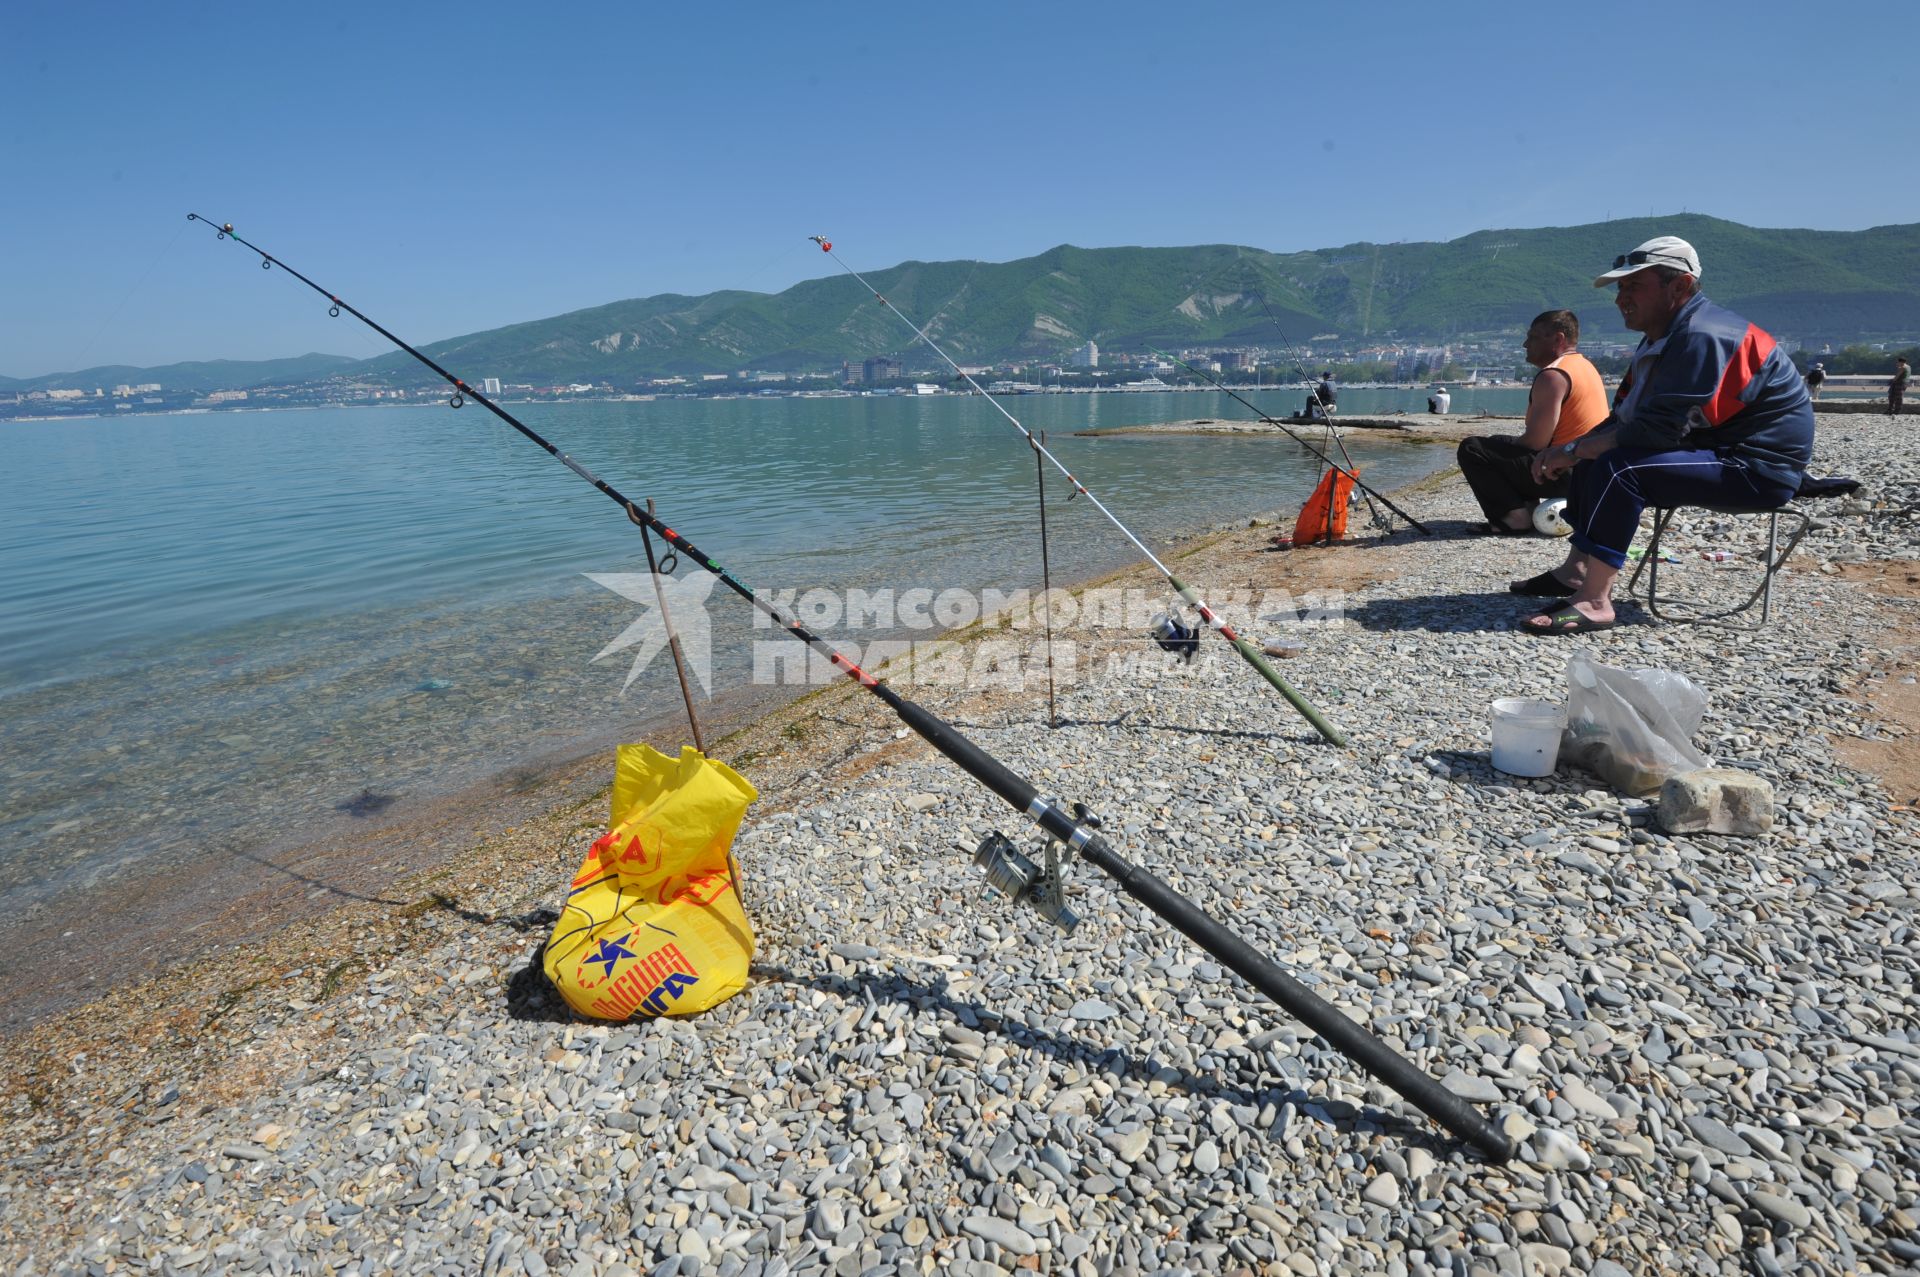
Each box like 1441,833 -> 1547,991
4,415 -> 1917,1274
0,429 -> 1413,1035
1076,414 -> 1524,439
0,384 -> 1523,426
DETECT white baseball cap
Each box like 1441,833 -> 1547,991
1594,236 -> 1701,286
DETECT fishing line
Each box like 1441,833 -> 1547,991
718,238 -> 820,300
186,213 -> 1515,1161
64,217 -> 192,376
807,235 -> 1346,748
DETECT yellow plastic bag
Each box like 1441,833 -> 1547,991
543,744 -> 758,1020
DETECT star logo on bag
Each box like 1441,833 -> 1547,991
585,571 -> 717,694
585,932 -> 636,979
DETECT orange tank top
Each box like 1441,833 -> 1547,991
1544,351 -> 1609,447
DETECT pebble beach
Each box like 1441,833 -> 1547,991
3,412 -> 1917,1277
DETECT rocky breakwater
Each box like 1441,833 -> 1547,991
2,414 -> 1917,1277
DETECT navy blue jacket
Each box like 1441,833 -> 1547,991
1610,292 -> 1814,491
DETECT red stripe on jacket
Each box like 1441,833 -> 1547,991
1704,324 -> 1775,427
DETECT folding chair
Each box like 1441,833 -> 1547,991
1625,503 -> 1812,630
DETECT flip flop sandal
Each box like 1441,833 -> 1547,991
1509,569 -> 1578,596
1520,605 -> 1616,636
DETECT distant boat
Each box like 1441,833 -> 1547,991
912,383 -> 939,396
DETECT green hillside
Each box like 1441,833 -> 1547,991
16,216 -> 1919,391
0,352 -> 357,395
355,214 -> 1918,385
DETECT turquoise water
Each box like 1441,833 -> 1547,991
0,388 -> 1498,915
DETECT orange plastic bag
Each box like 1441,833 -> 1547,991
1293,468 -> 1355,546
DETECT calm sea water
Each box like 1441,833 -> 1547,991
0,387 -> 1520,913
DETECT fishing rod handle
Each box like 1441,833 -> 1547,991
1078,835 -> 1515,1162
893,699 -> 1038,813
1226,637 -> 1347,747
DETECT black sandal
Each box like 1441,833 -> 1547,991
1509,569 -> 1578,597
1520,604 -> 1617,635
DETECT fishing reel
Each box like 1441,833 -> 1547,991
1148,608 -> 1200,663
973,830 -> 1080,934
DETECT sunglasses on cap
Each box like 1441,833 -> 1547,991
1611,249 -> 1685,269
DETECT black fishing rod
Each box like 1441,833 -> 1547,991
1156,347 -> 1434,537
1247,294 -> 1392,535
186,213 -> 1511,1162
806,236 -> 1345,748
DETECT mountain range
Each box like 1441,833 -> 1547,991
11,214 -> 1919,392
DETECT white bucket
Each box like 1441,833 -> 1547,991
1490,698 -> 1565,777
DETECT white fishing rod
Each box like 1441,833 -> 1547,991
808,235 -> 1344,747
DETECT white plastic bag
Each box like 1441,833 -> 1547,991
1559,650 -> 1712,795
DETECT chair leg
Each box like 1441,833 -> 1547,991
1631,507 -> 1676,607
1640,508 -> 1682,623
1642,505 -> 1811,630
1758,511 -> 1779,624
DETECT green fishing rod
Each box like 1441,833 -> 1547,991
1155,346 -> 1434,536
807,235 -> 1346,748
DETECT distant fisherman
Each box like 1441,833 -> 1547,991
1455,310 -> 1607,535
1304,371 -> 1337,420
1510,236 -> 1813,634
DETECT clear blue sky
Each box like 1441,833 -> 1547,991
4,0 -> 1914,378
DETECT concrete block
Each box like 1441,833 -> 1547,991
1656,767 -> 1775,836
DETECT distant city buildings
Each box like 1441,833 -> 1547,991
12,309 -> 1909,425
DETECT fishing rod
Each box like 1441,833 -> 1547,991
1248,294 -> 1392,536
1154,347 -> 1434,536
187,213 -> 1511,1162
806,236 -> 1345,748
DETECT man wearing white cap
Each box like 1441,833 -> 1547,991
1508,235 -> 1814,634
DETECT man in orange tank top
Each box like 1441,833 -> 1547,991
1455,310 -> 1610,533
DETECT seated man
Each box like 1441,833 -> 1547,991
1512,236 -> 1814,634
1303,372 -> 1337,419
1456,310 -> 1608,534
